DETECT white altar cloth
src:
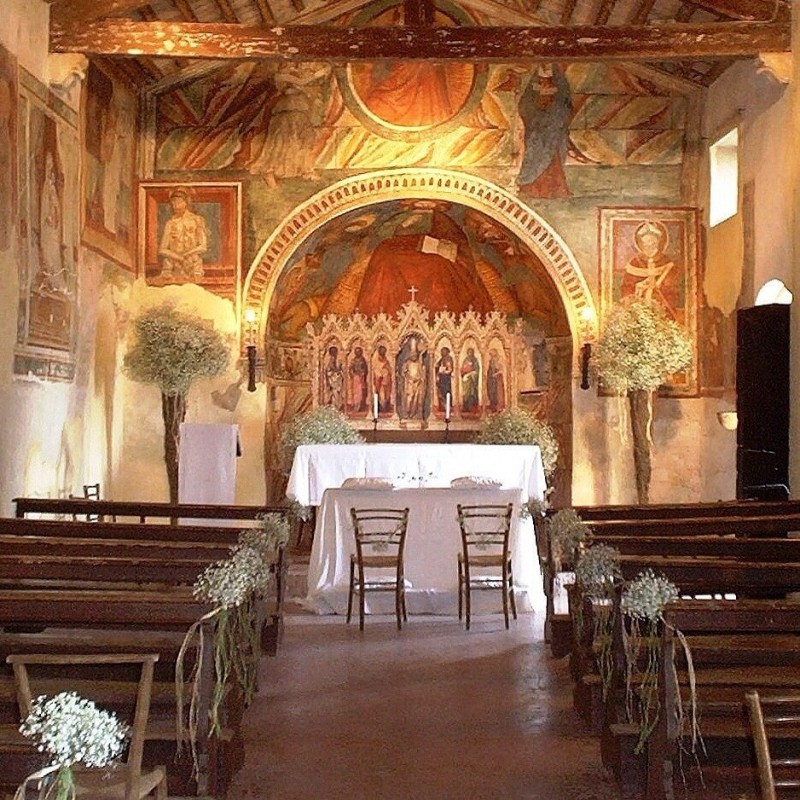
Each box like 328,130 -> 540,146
286,443 -> 546,507
304,486 -> 545,617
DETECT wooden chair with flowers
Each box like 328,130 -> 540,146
7,652 -> 167,800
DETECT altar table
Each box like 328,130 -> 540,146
286,443 -> 546,508
304,486 -> 545,617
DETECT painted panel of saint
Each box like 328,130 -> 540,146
459,344 -> 481,417
433,340 -> 455,418
347,344 -> 369,415
486,343 -> 507,414
396,334 -> 430,422
321,343 -> 345,410
371,342 -> 394,415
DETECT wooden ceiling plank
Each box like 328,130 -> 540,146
460,0 -> 542,23
684,0 -> 788,20
292,0 -> 377,25
251,0 -> 277,25
172,0 -> 200,22
594,0 -> 616,26
50,0 -> 154,26
675,4 -> 696,22
560,0 -> 580,25
50,19 -> 791,61
630,0 -> 658,23
213,0 -> 240,24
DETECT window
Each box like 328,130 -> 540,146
709,129 -> 739,227
755,278 -> 793,306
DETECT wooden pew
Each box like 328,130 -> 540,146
568,498 -> 800,522
543,508 -> 800,657
646,600 -> 800,800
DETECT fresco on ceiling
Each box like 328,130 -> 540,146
154,52 -> 685,192
268,199 -> 570,344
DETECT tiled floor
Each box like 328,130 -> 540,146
224,608 -> 623,800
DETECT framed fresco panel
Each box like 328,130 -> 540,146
82,62 -> 137,269
138,181 -> 242,306
599,206 -> 699,396
0,43 -> 17,253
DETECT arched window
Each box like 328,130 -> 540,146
708,129 -> 739,227
755,278 -> 793,306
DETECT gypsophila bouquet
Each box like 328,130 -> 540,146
594,300 -> 693,395
241,513 -> 291,562
548,509 -> 592,571
575,544 -> 622,599
15,691 -> 129,800
622,569 -> 679,622
194,546 -> 272,608
475,407 -> 559,478
278,406 -> 365,475
525,496 -> 550,519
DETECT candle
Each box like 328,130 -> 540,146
445,392 -> 451,421
373,392 -> 379,420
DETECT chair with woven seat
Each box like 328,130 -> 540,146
7,652 -> 168,800
457,502 -> 517,630
347,507 -> 410,631
746,689 -> 800,799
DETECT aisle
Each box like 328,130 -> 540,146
224,610 -> 621,800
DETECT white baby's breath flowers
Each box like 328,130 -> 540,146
622,569 -> 679,622
193,545 -> 272,608
242,513 -> 291,561
475,407 -> 559,478
575,543 -> 622,598
549,509 -> 592,566
20,691 -> 129,768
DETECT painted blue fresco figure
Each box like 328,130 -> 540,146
435,345 -> 454,413
517,64 -> 572,199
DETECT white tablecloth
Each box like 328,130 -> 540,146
286,443 -> 547,507
304,486 -> 545,617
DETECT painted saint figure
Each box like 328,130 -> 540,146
349,346 -> 368,412
621,220 -> 678,318
400,337 -> 427,419
486,349 -> 506,413
323,345 -> 344,409
37,151 -> 68,294
158,187 -> 209,279
460,347 -> 480,413
372,344 -> 393,414
435,346 -> 454,413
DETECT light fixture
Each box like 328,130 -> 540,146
717,411 -> 738,431
244,308 -> 258,393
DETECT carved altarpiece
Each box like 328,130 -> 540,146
306,300 -> 527,430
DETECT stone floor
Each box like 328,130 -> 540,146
224,606 -> 623,800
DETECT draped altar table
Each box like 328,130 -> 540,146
304,486 -> 546,617
286,443 -> 547,507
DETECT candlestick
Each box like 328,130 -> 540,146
445,391 -> 451,421
373,392 -> 379,422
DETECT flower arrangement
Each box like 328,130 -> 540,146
593,300 -> 693,396
574,544 -> 622,698
123,303 -> 230,503
621,569 -> 681,753
277,405 -> 365,476
548,509 -> 592,572
593,300 -> 693,504
475,407 -> 559,478
15,691 -> 129,800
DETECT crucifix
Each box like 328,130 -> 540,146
408,285 -> 419,303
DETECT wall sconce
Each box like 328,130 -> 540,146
717,410 -> 738,431
244,308 -> 259,393
580,342 -> 592,390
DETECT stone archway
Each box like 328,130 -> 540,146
242,168 -> 597,351
246,169 -> 594,507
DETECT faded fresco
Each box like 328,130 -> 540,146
82,62 -> 137,269
268,200 -> 570,347
153,54 -> 686,200
15,70 -> 79,380
138,181 -> 241,303
0,43 -> 17,253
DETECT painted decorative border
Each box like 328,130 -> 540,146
599,206 -> 699,396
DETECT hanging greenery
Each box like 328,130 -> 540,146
123,303 -> 230,504
593,300 -> 693,503
475,407 -> 559,478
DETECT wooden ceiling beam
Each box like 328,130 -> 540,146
172,0 -> 200,22
251,0 -> 277,25
213,0 -> 240,23
50,19 -> 791,61
630,0 -> 658,24
560,0 -> 580,25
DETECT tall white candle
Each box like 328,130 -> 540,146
445,392 -> 451,420
373,392 -> 379,420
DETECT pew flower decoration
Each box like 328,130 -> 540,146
621,570 -> 680,753
574,544 -> 622,699
475,407 -> 559,478
15,691 -> 129,800
549,509 -> 593,573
